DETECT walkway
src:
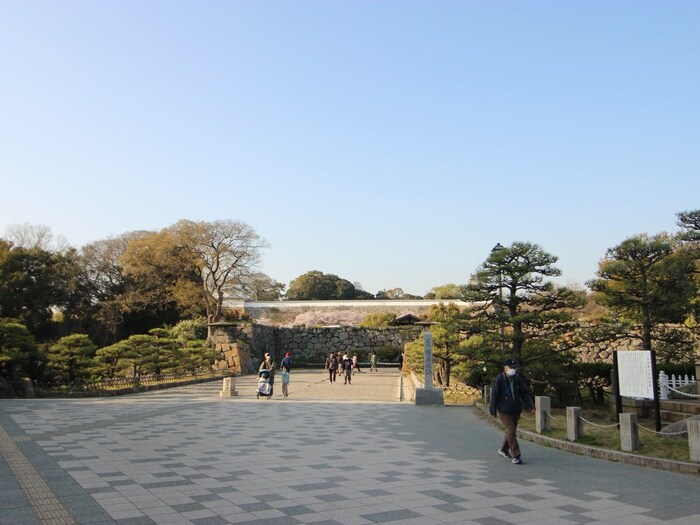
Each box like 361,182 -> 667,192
1,370 -> 699,525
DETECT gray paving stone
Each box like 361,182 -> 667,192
2,372 -> 700,525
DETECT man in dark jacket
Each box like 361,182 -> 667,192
489,359 -> 535,464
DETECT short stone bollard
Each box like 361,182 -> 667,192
567,406 -> 583,441
535,396 -> 551,434
220,376 -> 238,397
483,385 -> 491,404
620,413 -> 639,452
689,419 -> 700,463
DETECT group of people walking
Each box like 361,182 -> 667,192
324,350 -> 379,384
257,350 -> 382,397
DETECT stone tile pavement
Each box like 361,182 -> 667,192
1,369 -> 699,525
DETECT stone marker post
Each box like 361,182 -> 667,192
567,406 -> 583,441
689,419 -> 700,463
415,332 -> 444,406
535,396 -> 551,433
220,376 -> 238,397
620,413 -> 639,451
424,332 -> 433,389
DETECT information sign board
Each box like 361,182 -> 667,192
616,350 -> 655,399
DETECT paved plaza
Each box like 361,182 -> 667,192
1,369 -> 699,525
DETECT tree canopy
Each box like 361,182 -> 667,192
0,320 -> 41,381
286,271 -> 357,300
588,232 -> 697,356
0,247 -> 74,338
428,283 -> 463,299
2,211 -> 699,391
465,241 -> 586,363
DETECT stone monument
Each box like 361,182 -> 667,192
415,331 -> 444,406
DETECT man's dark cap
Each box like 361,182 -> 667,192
503,359 -> 517,367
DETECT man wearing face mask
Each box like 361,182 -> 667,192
489,359 -> 535,464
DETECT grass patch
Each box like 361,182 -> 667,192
576,435 -> 604,447
444,389 -> 480,405
481,403 -> 694,463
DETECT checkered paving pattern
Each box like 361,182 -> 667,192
2,376 -> 700,524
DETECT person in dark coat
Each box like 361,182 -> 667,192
341,355 -> 353,384
325,353 -> 338,383
489,359 -> 535,464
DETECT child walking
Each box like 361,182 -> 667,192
281,366 -> 290,398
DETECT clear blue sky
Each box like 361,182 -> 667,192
1,1 -> 698,296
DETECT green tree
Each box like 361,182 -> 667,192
77,234 -> 134,344
359,312 -> 396,328
144,328 -> 183,376
429,283 -> 462,299
0,247 -> 68,337
120,230 -> 204,327
426,304 -> 462,387
465,242 -> 585,364
286,271 -> 356,300
93,325 -> 211,380
0,320 -> 41,381
170,318 -> 208,342
46,334 -> 96,384
179,339 -> 212,373
420,303 -> 486,387
0,239 -> 12,260
676,209 -> 700,330
588,233 -> 696,351
376,287 -> 404,299
677,209 -> 700,242
376,287 -> 422,300
94,334 -> 153,379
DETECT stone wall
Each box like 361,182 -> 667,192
258,325 -> 422,364
209,322 -> 253,374
211,322 -> 421,368
211,321 -> 698,372
571,324 -> 699,364
575,336 -> 645,363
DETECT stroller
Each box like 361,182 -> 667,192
256,369 -> 273,399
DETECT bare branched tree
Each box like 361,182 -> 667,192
4,223 -> 70,253
171,220 -> 269,335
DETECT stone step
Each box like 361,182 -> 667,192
659,400 -> 700,415
657,409 -> 695,423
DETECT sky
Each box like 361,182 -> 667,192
1,1 -> 699,296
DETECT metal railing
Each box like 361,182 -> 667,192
33,371 -> 225,396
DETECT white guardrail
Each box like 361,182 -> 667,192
658,370 -> 698,400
